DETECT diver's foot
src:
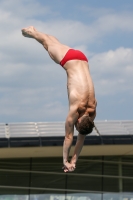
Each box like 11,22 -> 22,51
21,26 -> 36,38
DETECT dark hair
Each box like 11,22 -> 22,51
78,116 -> 94,135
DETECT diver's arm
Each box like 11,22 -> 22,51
70,133 -> 86,165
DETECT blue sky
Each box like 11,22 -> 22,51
0,0 -> 133,122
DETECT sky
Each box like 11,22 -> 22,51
0,0 -> 133,123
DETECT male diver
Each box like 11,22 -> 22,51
21,26 -> 97,172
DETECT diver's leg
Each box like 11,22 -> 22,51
21,26 -> 59,50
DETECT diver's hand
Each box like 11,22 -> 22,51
62,162 -> 76,173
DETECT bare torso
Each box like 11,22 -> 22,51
47,42 -> 97,121
64,60 -> 97,119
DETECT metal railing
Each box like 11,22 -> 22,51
0,120 -> 133,138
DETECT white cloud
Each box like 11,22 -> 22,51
81,5 -> 133,32
0,86 -> 68,122
90,47 -> 133,95
0,0 -> 51,18
95,12 -> 133,33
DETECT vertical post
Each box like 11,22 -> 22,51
101,156 -> 104,200
118,157 -> 123,200
28,158 -> 32,200
5,123 -> 9,136
65,174 -> 68,200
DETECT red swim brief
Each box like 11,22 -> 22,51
60,49 -> 88,67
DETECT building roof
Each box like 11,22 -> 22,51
0,120 -> 133,148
